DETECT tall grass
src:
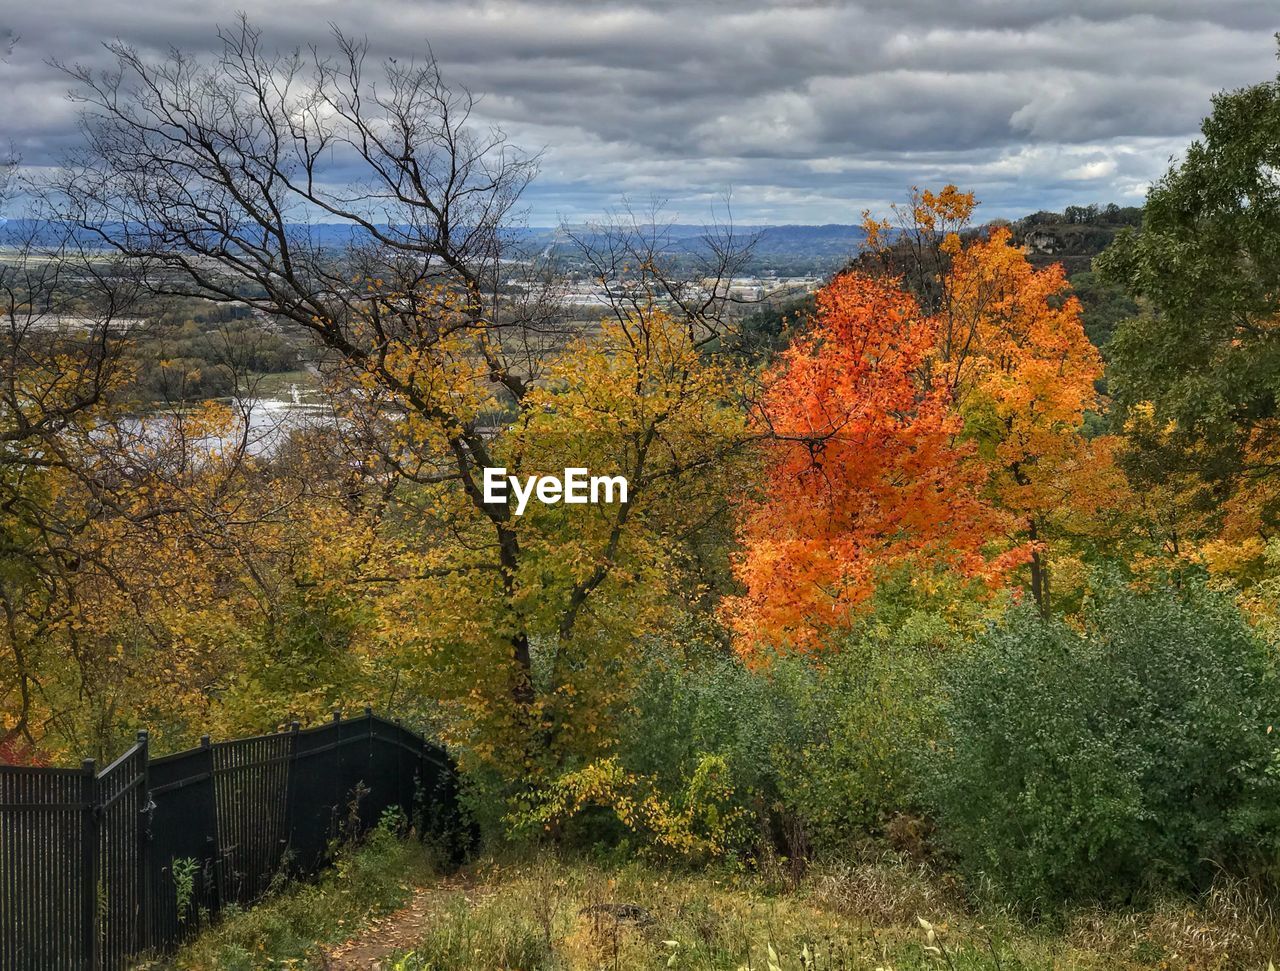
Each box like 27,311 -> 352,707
171,822 -> 439,970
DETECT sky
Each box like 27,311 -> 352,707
0,0 -> 1277,225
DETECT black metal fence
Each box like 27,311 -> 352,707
0,709 -> 462,970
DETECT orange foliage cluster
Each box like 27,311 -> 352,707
729,195 -> 1107,655
0,736 -> 48,767
725,272 -> 1019,654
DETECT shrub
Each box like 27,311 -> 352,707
507,754 -> 749,863
618,644 -> 807,818
609,596 -> 972,860
775,618 -> 950,851
923,578 -> 1280,909
513,575 -> 989,862
573,644 -> 803,858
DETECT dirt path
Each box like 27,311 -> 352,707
321,887 -> 442,970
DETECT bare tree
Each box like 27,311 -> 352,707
47,20 -> 755,731
48,19 -> 559,704
562,198 -> 759,350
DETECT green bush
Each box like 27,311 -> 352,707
612,597 -> 971,859
775,625 -> 943,849
618,644 -> 807,813
571,643 -> 800,858
776,572 -> 996,851
923,579 -> 1280,909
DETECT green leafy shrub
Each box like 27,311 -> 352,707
618,644 -> 807,815
776,613 -> 955,851
923,579 -> 1280,909
609,594 -> 974,860
502,574 -> 988,862
546,644 -> 802,858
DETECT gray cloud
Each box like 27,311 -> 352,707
0,0 -> 1275,222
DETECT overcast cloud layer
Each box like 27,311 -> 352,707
1,1 -> 1277,224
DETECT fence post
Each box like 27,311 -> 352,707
136,730 -> 153,954
331,710 -> 342,847
420,737 -> 432,840
200,734 -> 221,916
393,717 -> 403,821
80,758 -> 99,971
285,721 -> 300,871
365,707 -> 374,829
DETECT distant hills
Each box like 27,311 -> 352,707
1011,204 -> 1143,275
521,223 -> 867,274
2,208 -> 1140,277
0,218 -> 867,274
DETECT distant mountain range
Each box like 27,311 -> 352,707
0,219 -> 867,272
516,224 -> 867,273
2,210 -> 1139,276
528,223 -> 865,246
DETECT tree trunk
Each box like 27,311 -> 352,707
495,523 -> 535,706
1028,520 -> 1050,618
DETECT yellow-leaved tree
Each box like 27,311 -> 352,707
55,26 -> 759,772
942,225 -> 1108,614
341,294 -> 751,772
863,188 -> 1114,615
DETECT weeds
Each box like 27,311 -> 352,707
171,857 -> 199,926
377,854 -> 1280,970
172,846 -> 1280,970
173,823 -> 437,970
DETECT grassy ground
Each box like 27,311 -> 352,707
171,827 -> 438,970
174,840 -> 1279,970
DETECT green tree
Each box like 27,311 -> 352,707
1066,270 -> 1137,355
1098,47 -> 1280,538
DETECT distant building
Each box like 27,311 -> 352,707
15,315 -> 147,334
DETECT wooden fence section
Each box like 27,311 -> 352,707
0,709 -> 461,970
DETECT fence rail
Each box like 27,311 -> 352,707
0,709 -> 462,971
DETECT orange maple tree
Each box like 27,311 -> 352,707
729,190 -> 1113,652
941,227 -> 1105,613
725,271 -> 1017,655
